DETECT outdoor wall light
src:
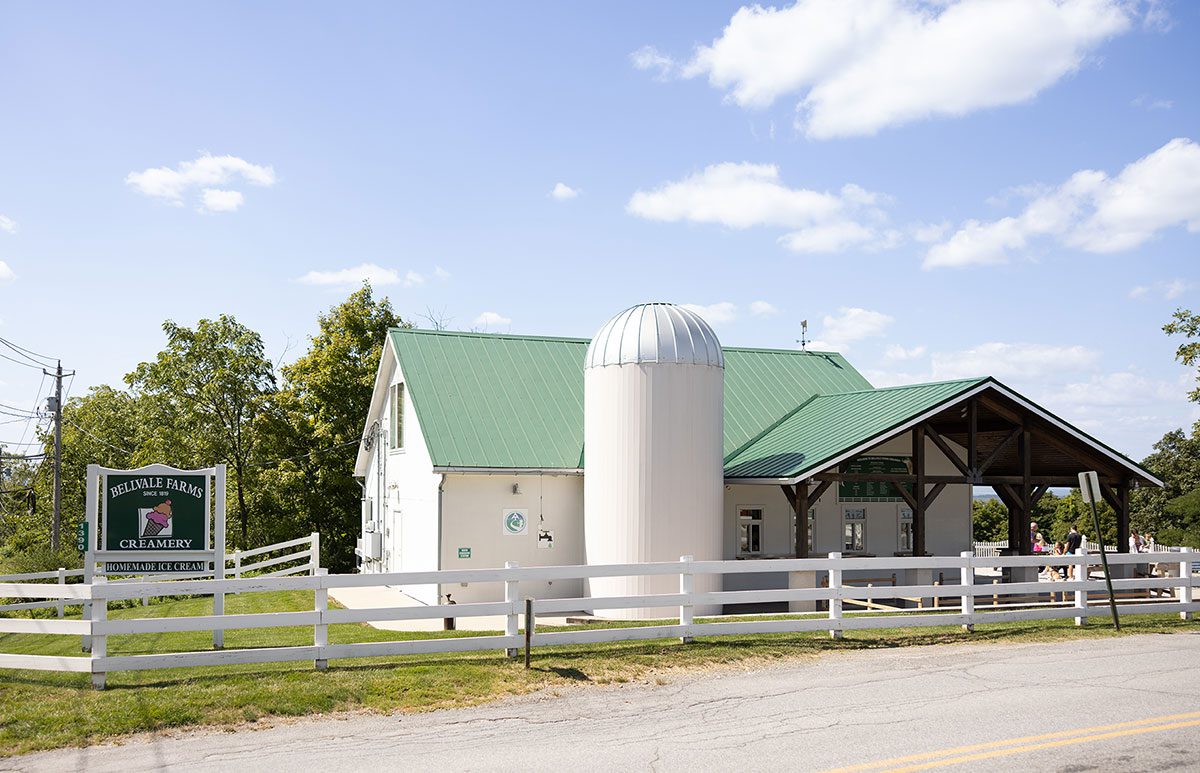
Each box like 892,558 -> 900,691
512,482 -> 521,495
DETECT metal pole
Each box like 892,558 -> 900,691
1087,497 -> 1121,631
51,361 -> 63,552
524,597 -> 534,669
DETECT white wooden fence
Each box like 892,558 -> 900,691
0,533 -> 319,616
0,550 -> 1194,690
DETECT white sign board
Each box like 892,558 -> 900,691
1078,471 -> 1101,505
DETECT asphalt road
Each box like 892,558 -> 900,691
7,633 -> 1200,772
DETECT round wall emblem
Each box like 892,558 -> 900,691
504,510 -> 527,535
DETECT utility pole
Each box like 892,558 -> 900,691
45,360 -> 72,552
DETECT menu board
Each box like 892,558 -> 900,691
839,456 -> 913,501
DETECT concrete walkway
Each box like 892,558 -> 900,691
328,585 -> 579,631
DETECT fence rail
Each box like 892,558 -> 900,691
0,549 -> 1194,689
0,533 -> 320,615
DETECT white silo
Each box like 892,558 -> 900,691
583,302 -> 724,619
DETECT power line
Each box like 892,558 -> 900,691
254,437 -> 361,468
0,335 -> 57,367
15,373 -> 49,450
61,415 -> 133,455
0,351 -> 47,370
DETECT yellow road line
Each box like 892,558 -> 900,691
824,710 -> 1200,773
882,718 -> 1200,772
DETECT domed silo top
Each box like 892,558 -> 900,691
586,302 -> 724,368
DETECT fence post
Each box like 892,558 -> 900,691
82,558 -> 93,653
233,551 -> 242,582
1074,548 -> 1089,626
314,568 -> 328,671
311,532 -> 320,576
56,568 -> 65,618
504,561 -> 520,657
679,555 -> 694,644
524,597 -> 535,669
1180,548 -> 1193,622
91,576 -> 107,690
960,551 -> 974,632
828,552 -> 843,639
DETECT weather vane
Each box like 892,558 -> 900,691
796,319 -> 808,351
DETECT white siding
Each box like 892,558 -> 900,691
360,355 -> 441,605
438,473 -> 585,605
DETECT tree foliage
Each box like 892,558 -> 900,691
3,284 -> 403,572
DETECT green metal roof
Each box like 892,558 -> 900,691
388,328 -> 873,470
722,378 -> 988,479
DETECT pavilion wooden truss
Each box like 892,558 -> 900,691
777,384 -> 1160,558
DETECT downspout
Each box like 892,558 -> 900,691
437,473 -> 446,602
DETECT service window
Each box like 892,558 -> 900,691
899,507 -> 913,553
843,507 -> 866,552
738,506 -> 764,556
389,383 -> 405,450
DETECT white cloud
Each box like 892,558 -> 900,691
403,270 -> 425,288
627,162 -> 896,253
926,138 -> 1200,268
682,302 -> 738,324
672,0 -> 1134,138
551,182 -> 580,200
1047,370 -> 1179,409
473,311 -> 512,329
126,153 -> 276,212
749,300 -> 778,316
1164,279 -> 1190,299
1132,278 -> 1192,301
297,263 -> 402,287
0,215 -> 15,234
630,45 -> 676,80
200,188 -> 244,213
809,307 -> 893,352
912,221 -> 949,243
884,344 -> 927,362
1131,94 -> 1173,110
434,266 -> 451,281
931,342 -> 1098,380
0,260 -> 14,285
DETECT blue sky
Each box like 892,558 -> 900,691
0,0 -> 1197,460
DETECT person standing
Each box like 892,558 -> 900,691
1065,525 -> 1083,578
1129,530 -> 1143,553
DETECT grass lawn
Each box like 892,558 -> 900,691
1,590 -> 1196,757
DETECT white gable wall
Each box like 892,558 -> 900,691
360,353 -> 442,605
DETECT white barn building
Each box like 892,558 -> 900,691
354,303 -> 1158,612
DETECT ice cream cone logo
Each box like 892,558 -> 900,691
140,500 -> 173,537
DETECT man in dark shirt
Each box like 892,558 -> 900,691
1064,524 -> 1083,578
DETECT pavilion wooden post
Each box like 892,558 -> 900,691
797,482 -> 810,559
1020,420 -> 1033,555
1099,480 -> 1132,553
913,426 -> 926,556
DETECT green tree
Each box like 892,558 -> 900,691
261,284 -> 403,571
126,316 -> 276,547
972,498 -> 1008,542
3,386 -> 139,567
1165,308 -> 1200,402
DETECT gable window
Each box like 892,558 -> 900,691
843,507 -> 866,552
738,506 -> 763,557
389,383 -> 405,450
